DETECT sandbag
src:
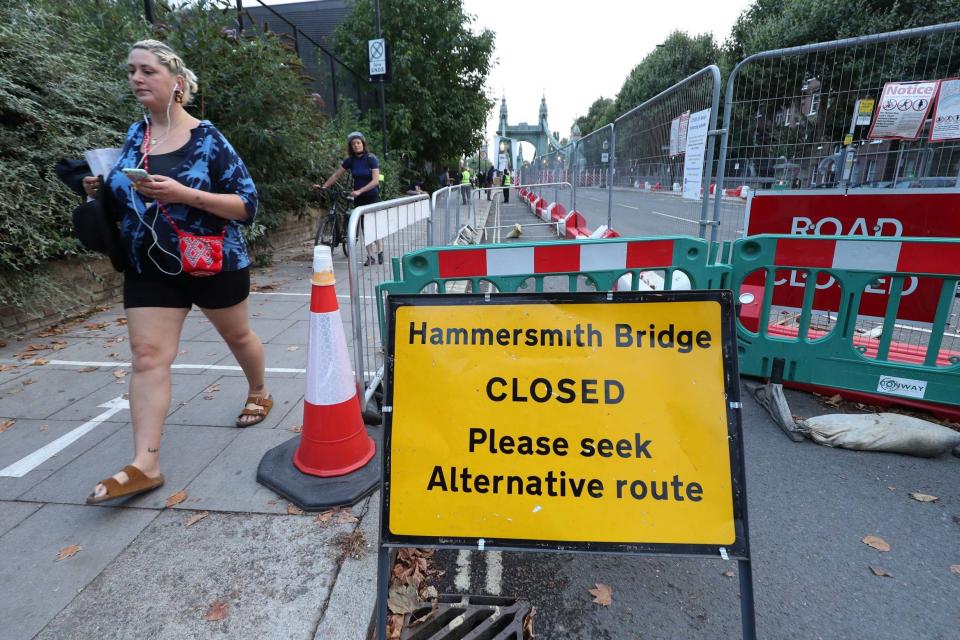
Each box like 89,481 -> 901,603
798,413 -> 960,458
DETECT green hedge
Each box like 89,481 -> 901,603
0,0 -> 382,306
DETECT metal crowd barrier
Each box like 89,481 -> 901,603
727,234 -> 960,408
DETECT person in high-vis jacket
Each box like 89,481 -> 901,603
502,169 -> 513,203
460,167 -> 472,204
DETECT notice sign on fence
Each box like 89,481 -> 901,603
382,292 -> 747,556
868,80 -> 939,140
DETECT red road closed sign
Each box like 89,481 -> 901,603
745,190 -> 960,321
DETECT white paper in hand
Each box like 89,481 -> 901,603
84,148 -> 122,178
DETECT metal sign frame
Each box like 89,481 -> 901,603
375,290 -> 756,639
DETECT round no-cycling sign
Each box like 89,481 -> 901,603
368,38 -> 386,77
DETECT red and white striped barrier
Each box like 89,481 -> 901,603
436,238 -> 677,278
294,246 -> 375,477
773,238 -> 960,275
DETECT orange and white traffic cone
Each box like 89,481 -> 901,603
294,245 -> 375,476
256,245 -> 380,509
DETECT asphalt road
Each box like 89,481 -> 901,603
572,188 -> 747,243
425,386 -> 960,640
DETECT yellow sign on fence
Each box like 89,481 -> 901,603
384,293 -> 743,550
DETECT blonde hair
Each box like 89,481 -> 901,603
129,39 -> 199,105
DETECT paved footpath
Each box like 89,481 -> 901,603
0,240 -> 380,640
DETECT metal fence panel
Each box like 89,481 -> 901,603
713,22 -> 960,241
613,66 -> 722,241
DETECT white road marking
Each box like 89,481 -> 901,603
455,550 -> 472,591
47,360 -> 308,374
485,551 -> 503,595
0,396 -> 129,477
617,203 -> 640,210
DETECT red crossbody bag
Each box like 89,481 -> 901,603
143,128 -> 226,277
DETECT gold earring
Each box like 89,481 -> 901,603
174,89 -> 184,104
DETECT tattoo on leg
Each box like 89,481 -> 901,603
147,448 -> 159,453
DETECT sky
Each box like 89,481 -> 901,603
460,0 -> 753,144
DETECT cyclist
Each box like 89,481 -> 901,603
316,131 -> 383,265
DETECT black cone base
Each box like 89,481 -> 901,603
256,426 -> 381,511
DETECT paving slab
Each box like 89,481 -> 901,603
179,313 -> 215,341
191,317 -> 299,344
247,297 -> 309,320
0,418 -> 125,500
165,374 -> 302,429
270,318 -> 312,345
217,341 -> 309,374
0,500 -> 42,537
313,495 -> 380,640
20,423 -> 239,508
175,428 -> 309,514
0,362 -> 32,385
0,503 -> 158,640
169,340 -> 236,375
34,510 -> 346,640
0,367 -> 121,420
45,371 -> 220,424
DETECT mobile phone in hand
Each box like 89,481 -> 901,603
122,167 -> 152,182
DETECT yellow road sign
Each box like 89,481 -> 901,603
383,292 -> 745,553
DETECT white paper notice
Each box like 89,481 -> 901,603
83,148 -> 122,177
669,117 -> 680,157
682,108 -> 711,201
930,78 -> 960,142
868,81 -> 939,140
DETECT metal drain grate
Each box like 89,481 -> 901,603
400,594 -> 531,640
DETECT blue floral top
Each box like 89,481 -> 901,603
106,120 -> 258,273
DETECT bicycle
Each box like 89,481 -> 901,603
313,186 -> 354,257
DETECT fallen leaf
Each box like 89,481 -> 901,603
166,490 -> 188,508
56,544 -> 82,561
869,565 -> 894,578
721,570 -> 734,578
909,492 -> 938,503
39,424 -> 48,432
78,366 -> 99,373
185,511 -> 209,527
177,350 -> 188,355
107,352 -> 122,359
589,583 -> 613,606
950,565 -> 960,575
336,510 -> 359,524
421,585 -> 438,600
203,383 -> 220,394
862,535 -> 891,552
84,322 -> 109,330
22,378 -> 37,386
203,395 -> 215,400
51,341 -> 67,351
112,370 -> 127,379
32,358 -> 49,366
523,606 -> 537,638
289,424 -> 303,433
0,418 -> 15,433
286,346 -> 299,351
387,583 -> 418,614
0,364 -> 16,372
113,336 -> 125,343
287,504 -> 304,515
205,600 -> 229,621
825,394 -> 843,406
316,510 -> 334,526
116,317 -> 128,325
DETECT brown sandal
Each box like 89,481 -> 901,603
86,465 -> 165,505
236,394 -> 274,427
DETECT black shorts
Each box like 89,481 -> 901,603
123,265 -> 250,310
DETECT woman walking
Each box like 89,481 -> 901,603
83,40 -> 269,504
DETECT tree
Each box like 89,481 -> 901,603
613,31 -> 720,116
333,0 -> 495,170
573,97 -> 615,138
